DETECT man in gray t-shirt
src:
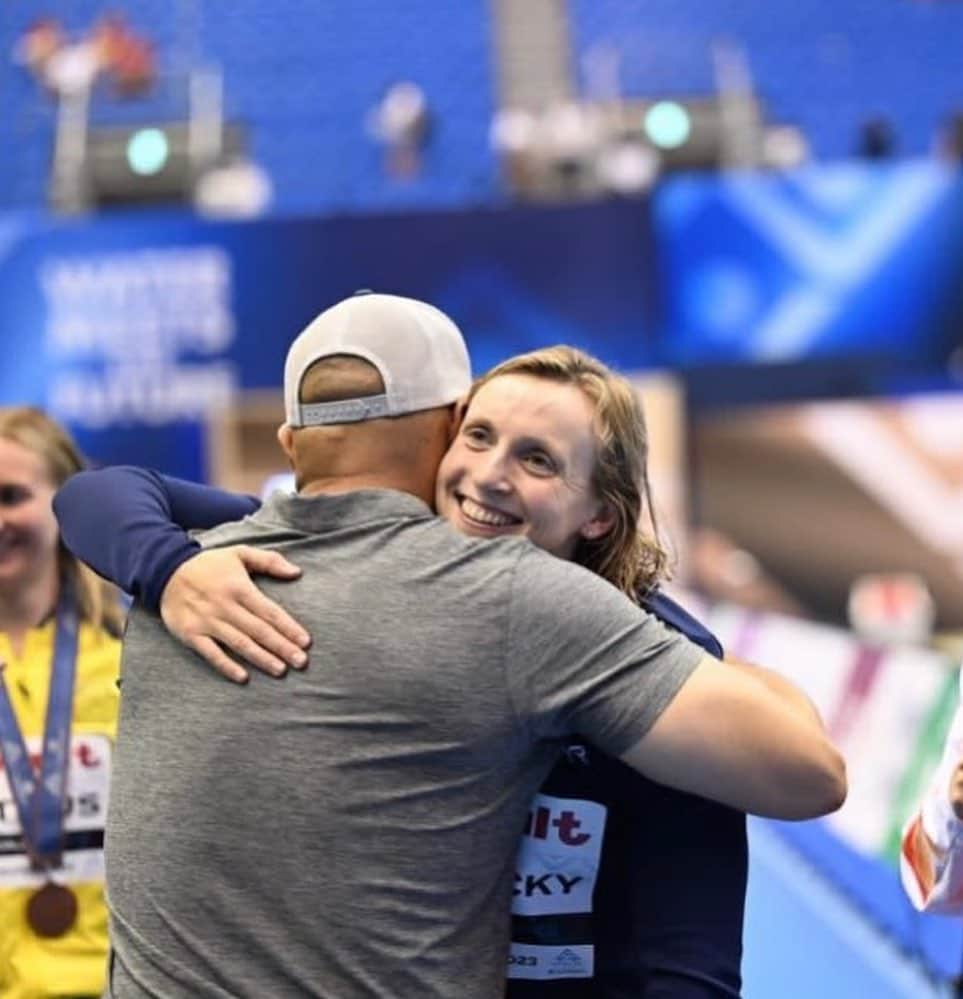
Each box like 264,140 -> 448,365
109,490 -> 700,998
95,294 -> 844,998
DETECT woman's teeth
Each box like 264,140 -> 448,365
460,496 -> 517,527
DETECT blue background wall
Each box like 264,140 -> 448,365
0,0 -> 498,212
570,0 -> 963,160
3,0 -> 963,213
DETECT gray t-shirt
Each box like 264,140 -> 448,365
106,489 -> 703,998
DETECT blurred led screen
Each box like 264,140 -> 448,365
652,161 -> 963,369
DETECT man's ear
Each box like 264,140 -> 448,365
579,504 -> 617,542
277,423 -> 296,468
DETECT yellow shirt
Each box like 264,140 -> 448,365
0,620 -> 120,999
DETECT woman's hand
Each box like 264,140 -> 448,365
159,546 -> 311,683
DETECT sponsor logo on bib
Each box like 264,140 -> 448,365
512,792 -> 606,917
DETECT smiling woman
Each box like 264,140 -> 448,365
0,437 -> 61,597
440,346 -> 668,596
0,407 -> 123,999
437,373 -> 611,557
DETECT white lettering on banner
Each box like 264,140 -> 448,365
507,943 -> 594,980
40,246 -> 238,428
511,792 -> 606,917
0,734 -> 111,888
42,248 -> 234,361
49,362 -> 238,428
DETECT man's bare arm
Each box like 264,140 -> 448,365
724,655 -> 826,728
620,655 -> 847,820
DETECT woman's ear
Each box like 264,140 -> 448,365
579,504 -> 616,542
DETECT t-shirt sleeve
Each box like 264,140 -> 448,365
506,547 -> 705,757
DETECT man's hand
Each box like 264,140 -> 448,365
159,546 -> 310,684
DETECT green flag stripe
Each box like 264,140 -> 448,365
882,668 -> 960,864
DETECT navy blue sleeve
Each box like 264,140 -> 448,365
54,467 -> 261,611
640,590 -> 723,659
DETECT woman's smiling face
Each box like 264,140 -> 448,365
435,373 -> 613,558
0,436 -> 60,590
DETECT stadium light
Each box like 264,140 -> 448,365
643,101 -> 692,150
125,127 -> 169,175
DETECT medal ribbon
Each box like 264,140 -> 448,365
0,586 -> 79,870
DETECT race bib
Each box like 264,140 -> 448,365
508,792 -> 606,980
0,733 -> 111,887
512,792 -> 606,916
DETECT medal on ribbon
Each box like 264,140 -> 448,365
0,585 -> 80,938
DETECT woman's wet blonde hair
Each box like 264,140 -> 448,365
0,407 -> 123,636
467,346 -> 670,599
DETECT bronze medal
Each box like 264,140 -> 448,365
26,882 -> 78,938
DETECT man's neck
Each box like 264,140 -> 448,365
0,562 -> 60,656
298,472 -> 435,509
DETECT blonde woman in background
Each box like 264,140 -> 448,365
0,408 -> 122,998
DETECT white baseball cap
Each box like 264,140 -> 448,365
284,292 -> 472,427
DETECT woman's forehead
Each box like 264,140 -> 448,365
469,374 -> 596,440
473,372 -> 585,408
0,436 -> 49,485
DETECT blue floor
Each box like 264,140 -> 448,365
743,820 -> 952,999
